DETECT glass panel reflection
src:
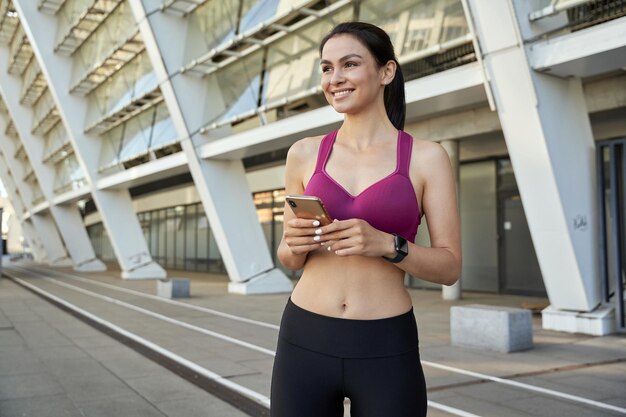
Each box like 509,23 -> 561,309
87,51 -> 157,126
262,6 -> 352,107
359,0 -> 469,57
53,153 -> 86,195
206,50 -> 263,126
98,103 -> 179,174
71,2 -> 137,89
189,0 -> 240,53
239,0 -> 280,33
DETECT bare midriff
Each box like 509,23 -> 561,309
290,248 -> 413,320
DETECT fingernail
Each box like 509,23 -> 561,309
312,220 -> 320,226
327,246 -> 332,251
320,242 -> 325,246
313,236 -> 321,242
315,228 -> 322,235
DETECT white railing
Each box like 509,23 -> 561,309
529,0 -> 596,21
38,0 -> 67,14
181,0 -> 349,76
160,0 -> 208,16
8,24 -> 32,75
55,0 -> 123,56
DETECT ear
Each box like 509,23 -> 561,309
380,59 -> 397,86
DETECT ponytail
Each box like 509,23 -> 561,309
384,60 -> 406,130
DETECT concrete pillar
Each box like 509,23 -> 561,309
21,219 -> 47,263
127,1 -> 292,293
440,139 -> 462,300
1,201 -> 25,254
465,0 -> 604,332
0,55 -> 105,272
0,146 -> 61,264
12,0 -> 165,279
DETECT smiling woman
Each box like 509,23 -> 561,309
269,21 -> 462,417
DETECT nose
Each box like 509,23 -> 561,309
330,67 -> 345,85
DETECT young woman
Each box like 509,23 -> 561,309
270,21 -> 461,417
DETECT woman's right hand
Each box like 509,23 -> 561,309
283,218 -> 326,255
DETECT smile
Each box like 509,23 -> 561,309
332,89 -> 354,98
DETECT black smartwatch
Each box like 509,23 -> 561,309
382,234 -> 408,263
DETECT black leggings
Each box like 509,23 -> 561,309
270,298 -> 427,417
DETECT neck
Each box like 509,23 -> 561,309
338,102 -> 398,149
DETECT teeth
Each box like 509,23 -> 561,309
334,90 -> 353,97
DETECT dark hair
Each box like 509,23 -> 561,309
319,21 -> 406,130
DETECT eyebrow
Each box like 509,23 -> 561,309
320,54 -> 363,66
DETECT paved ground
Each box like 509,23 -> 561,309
0,273 -> 249,417
1,260 -> 625,417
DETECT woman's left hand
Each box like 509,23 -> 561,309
317,219 -> 394,258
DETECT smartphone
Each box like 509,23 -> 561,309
285,195 -> 333,226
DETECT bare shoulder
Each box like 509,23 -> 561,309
410,137 -> 451,175
287,135 -> 325,166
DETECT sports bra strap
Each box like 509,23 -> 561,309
313,130 -> 337,173
398,130 -> 413,177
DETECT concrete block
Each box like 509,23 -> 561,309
157,278 -> 190,299
451,304 -> 533,353
228,269 -> 293,294
542,304 -> 615,335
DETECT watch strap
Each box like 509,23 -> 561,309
383,234 -> 408,263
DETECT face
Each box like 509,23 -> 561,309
320,34 -> 393,115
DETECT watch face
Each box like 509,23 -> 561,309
396,235 -> 408,254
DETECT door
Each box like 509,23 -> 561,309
498,190 -> 545,296
597,140 -> 626,332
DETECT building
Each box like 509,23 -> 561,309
0,0 -> 624,334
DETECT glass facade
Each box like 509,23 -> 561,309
98,102 -> 178,174
86,51 -> 158,129
55,0 -> 92,47
190,0 -> 470,136
53,154 -> 86,195
87,188 -> 289,275
43,122 -> 69,162
70,2 -> 138,92
360,0 -> 468,56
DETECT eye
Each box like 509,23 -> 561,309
345,62 -> 358,68
321,66 -> 332,73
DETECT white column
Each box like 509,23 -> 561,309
0,59 -> 105,272
440,139 -> 462,300
0,160 -> 39,259
0,143 -> 66,264
466,0 -> 606,333
21,219 -> 47,263
12,0 -> 165,279
128,1 -> 292,293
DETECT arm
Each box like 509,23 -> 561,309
276,139 -> 322,271
320,142 -> 462,286
385,142 -> 461,285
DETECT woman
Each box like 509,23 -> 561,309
271,21 -> 461,417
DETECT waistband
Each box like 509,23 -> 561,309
278,298 -> 419,358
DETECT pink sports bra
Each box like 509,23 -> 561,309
303,130 -> 421,242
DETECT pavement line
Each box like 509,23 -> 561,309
7,274 -> 272,409
19,265 -> 280,330
427,401 -> 482,417
422,360 -> 626,415
19,266 -> 626,415
51,269 -> 619,414
7,268 -> 482,417
18,266 -> 626,415
38,275 -> 277,357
